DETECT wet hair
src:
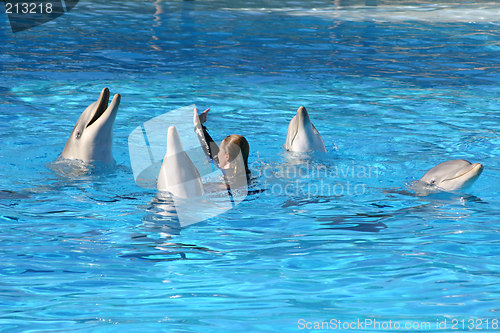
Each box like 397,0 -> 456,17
220,134 -> 250,177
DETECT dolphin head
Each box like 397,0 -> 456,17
60,88 -> 121,164
419,159 -> 483,192
296,106 -> 312,130
166,125 -> 184,158
284,106 -> 326,153
157,126 -> 204,198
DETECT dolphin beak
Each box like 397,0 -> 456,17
87,87 -> 111,128
470,163 -> 484,176
297,106 -> 311,128
108,94 -> 121,117
87,89 -> 120,130
445,162 -> 484,182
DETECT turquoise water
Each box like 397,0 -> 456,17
1,1 -> 500,332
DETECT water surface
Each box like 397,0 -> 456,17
0,1 -> 499,332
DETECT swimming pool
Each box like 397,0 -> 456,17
1,0 -> 499,331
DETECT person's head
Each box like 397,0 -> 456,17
217,135 -> 250,175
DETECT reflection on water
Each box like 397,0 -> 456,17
142,194 -> 182,232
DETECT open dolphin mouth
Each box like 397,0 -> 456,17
87,88 -> 110,128
444,163 -> 483,182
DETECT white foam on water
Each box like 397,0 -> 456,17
222,3 -> 500,23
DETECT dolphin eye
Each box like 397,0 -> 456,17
430,179 -> 436,185
76,130 -> 82,139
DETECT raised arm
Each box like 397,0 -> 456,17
194,107 -> 220,163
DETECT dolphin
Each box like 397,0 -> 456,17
284,106 -> 326,153
60,88 -> 121,164
413,159 -> 483,195
157,126 -> 204,198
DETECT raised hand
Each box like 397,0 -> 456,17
193,107 -> 210,127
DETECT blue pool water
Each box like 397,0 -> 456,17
1,1 -> 500,331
